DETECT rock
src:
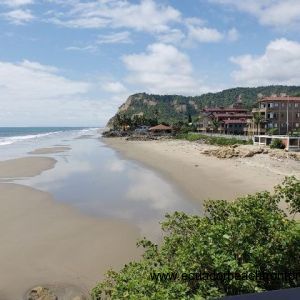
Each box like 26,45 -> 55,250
28,286 -> 57,300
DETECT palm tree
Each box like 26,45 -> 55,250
212,118 -> 221,133
253,112 -> 264,135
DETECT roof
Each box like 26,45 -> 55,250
258,96 -> 300,102
203,108 -> 248,112
213,113 -> 252,118
223,119 -> 247,124
149,124 -> 172,131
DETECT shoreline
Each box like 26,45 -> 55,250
103,138 -> 300,204
0,156 -> 57,178
0,153 -> 142,299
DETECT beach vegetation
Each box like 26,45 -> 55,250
91,177 -> 300,300
175,132 -> 251,146
270,139 -> 285,149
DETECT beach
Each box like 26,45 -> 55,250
1,130 -> 300,299
0,153 -> 141,299
104,138 -> 300,203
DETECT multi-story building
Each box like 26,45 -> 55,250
198,97 -> 252,135
248,95 -> 300,135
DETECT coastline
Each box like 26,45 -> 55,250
103,137 -> 300,204
0,152 -> 141,299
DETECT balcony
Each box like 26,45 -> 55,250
252,107 -> 266,113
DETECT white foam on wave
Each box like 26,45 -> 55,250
0,131 -> 60,146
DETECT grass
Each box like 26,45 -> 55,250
175,132 -> 253,146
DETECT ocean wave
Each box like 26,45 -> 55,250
0,132 -> 60,146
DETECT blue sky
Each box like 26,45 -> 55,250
0,0 -> 300,126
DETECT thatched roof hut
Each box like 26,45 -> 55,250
149,124 -> 172,133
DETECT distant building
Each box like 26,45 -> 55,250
198,96 -> 252,135
248,95 -> 300,135
149,124 -> 172,134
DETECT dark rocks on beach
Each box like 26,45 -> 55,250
102,130 -> 129,138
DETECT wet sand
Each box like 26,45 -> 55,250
0,183 -> 141,299
103,138 -> 300,203
0,155 -> 142,299
29,146 -> 71,155
0,157 -> 57,178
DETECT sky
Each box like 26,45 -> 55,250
0,0 -> 300,126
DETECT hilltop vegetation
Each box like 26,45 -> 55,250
107,86 -> 300,127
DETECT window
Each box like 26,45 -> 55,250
274,123 -> 278,128
274,103 -> 279,107
295,103 -> 299,108
297,113 -> 300,118
281,113 -> 284,118
281,103 -> 285,108
296,123 -> 300,128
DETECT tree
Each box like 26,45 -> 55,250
253,113 -> 264,135
91,177 -> 300,299
211,118 -> 221,133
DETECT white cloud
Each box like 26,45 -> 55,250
211,0 -> 300,29
102,81 -> 127,94
227,27 -> 239,41
0,60 -> 116,126
187,25 -> 224,43
49,0 -> 181,33
0,0 -> 33,7
231,38 -> 300,86
2,8 -> 34,24
65,45 -> 98,53
122,43 -> 211,95
97,31 -> 131,44
157,28 -> 185,44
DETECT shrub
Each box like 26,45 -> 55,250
91,177 -> 300,300
175,133 -> 251,146
270,139 -> 285,149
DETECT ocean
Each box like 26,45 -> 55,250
0,127 -> 89,146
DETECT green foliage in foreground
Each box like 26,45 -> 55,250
91,177 -> 300,299
270,139 -> 286,149
175,132 -> 252,146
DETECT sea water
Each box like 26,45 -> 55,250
0,127 -> 200,239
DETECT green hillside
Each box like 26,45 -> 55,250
107,86 -> 300,127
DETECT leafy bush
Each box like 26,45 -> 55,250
175,133 -> 251,146
267,128 -> 278,135
91,177 -> 300,299
270,139 -> 285,149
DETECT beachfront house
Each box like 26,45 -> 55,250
248,94 -> 300,136
198,96 -> 252,135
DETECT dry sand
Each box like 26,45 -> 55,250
0,157 -> 57,178
0,183 -> 141,299
104,138 -> 300,203
29,146 -> 71,155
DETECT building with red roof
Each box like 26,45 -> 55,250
198,96 -> 252,135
